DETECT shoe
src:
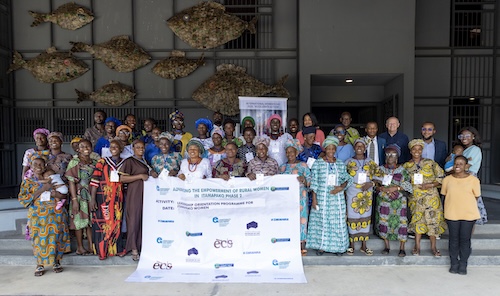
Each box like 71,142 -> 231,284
75,250 -> 92,256
346,247 -> 354,256
449,265 -> 459,274
132,251 -> 140,261
359,248 -> 373,256
381,248 -> 390,255
458,264 -> 467,275
398,250 -> 406,257
315,250 -> 325,256
34,266 -> 45,277
433,250 -> 442,258
52,263 -> 63,273
412,249 -> 420,256
301,249 -> 308,256
117,250 -> 128,257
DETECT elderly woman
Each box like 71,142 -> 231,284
375,144 -> 413,257
151,132 -> 182,177
169,110 -> 193,155
22,128 -> 50,179
65,139 -> 99,256
119,140 -> 157,261
280,139 -> 311,255
94,117 -> 121,157
441,155 -> 481,275
19,155 -> 70,276
246,138 -> 279,180
345,138 -> 383,256
192,118 -> 214,153
403,139 -> 446,257
115,125 -> 134,159
306,136 -> 352,256
178,140 -> 212,181
260,114 -> 292,166
330,124 -> 355,162
213,142 -> 246,179
208,129 -> 227,167
295,112 -> 326,147
297,126 -> 323,167
89,139 -> 126,260
458,126 -> 487,225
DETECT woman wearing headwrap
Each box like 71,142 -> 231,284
208,129 -> 227,167
344,138 -> 383,256
246,137 -> 279,179
306,136 -> 352,256
18,154 -> 70,276
115,125 -> 134,159
330,124 -> 355,162
169,110 -> 192,156
45,132 -> 72,181
297,126 -> 323,167
70,137 -> 82,154
191,118 -> 214,154
213,142 -> 246,179
375,144 -> 413,257
94,117 -> 121,157
238,116 -> 258,145
151,132 -> 182,177
178,140 -> 212,181
403,139 -> 446,257
279,138 -> 311,255
260,114 -> 292,166
22,128 -> 50,180
295,113 -> 325,147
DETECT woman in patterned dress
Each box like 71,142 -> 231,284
403,139 -> 446,257
375,144 -> 413,257
279,138 -> 311,255
345,138 -> 382,256
213,142 -> 246,178
151,132 -> 182,177
21,128 -> 50,180
19,155 -> 70,276
89,139 -> 126,260
306,136 -> 352,256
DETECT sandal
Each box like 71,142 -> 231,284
315,250 -> 325,256
433,250 -> 442,258
132,251 -> 140,261
34,266 -> 45,277
360,248 -> 373,256
381,248 -> 390,255
75,250 -> 92,256
398,250 -> 406,257
53,263 -> 63,273
117,250 -> 128,257
346,247 -> 354,256
412,249 -> 420,256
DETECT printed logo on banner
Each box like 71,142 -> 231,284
185,231 -> 203,237
214,274 -> 228,279
214,239 -> 233,248
214,263 -> 234,269
272,259 -> 291,269
245,220 -> 260,236
152,261 -> 173,270
143,275 -> 163,280
155,185 -> 170,195
212,216 -> 231,227
157,219 -> 174,223
186,248 -> 201,263
156,237 -> 174,248
242,251 -> 261,255
187,247 -> 199,255
270,218 -> 289,221
245,270 -> 260,277
270,186 -> 289,191
271,237 -> 291,243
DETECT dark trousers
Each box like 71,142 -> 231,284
446,219 -> 475,267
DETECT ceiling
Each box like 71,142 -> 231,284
311,73 -> 402,86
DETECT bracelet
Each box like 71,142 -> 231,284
72,198 -> 77,201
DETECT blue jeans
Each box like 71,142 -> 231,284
446,219 -> 475,267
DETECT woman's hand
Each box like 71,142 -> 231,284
311,193 -> 318,210
361,182 -> 373,192
71,198 -> 79,215
330,185 -> 345,195
169,170 -> 178,177
150,171 -> 159,178
247,173 -> 256,181
418,183 -> 434,190
178,174 -> 186,181
139,174 -> 149,181
297,176 -> 305,184
89,198 -> 97,212
220,174 -> 230,181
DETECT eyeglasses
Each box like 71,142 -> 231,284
333,130 -> 346,135
385,152 -> 398,158
421,127 -> 434,132
458,134 -> 472,140
119,130 -> 130,135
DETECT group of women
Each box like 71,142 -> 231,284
18,110 -> 484,277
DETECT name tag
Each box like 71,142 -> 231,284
256,173 -> 264,185
382,175 -> 393,186
158,169 -> 170,180
174,134 -> 182,141
271,145 -> 280,153
212,154 -> 222,163
245,152 -> 254,162
306,157 -> 316,169
40,191 -> 51,202
101,147 -> 112,157
357,172 -> 367,184
328,174 -> 337,186
413,173 -> 423,185
110,170 -> 120,182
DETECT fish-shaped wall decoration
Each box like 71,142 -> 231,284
167,2 -> 257,49
7,47 -> 89,83
152,50 -> 205,79
192,64 -> 289,116
70,35 -> 151,73
29,2 -> 94,30
75,81 -> 136,107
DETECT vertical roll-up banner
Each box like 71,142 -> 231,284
238,97 -> 288,137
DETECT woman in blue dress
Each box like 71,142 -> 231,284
329,125 -> 354,163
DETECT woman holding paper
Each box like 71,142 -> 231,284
213,142 -> 246,179
151,132 -> 182,177
246,138 -> 279,180
403,139 -> 446,257
178,140 -> 212,181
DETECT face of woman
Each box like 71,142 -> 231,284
354,142 -> 366,156
212,133 -> 222,146
325,145 -> 337,158
256,144 -> 268,159
109,142 -> 122,157
187,145 -> 201,159
94,112 -> 105,124
31,159 -> 46,176
48,136 -> 62,150
152,128 -> 161,142
78,141 -> 92,157
304,133 -> 315,146
133,142 -> 145,157
270,119 -> 281,132
453,157 -> 467,174
303,115 -> 312,127
173,117 -> 183,130
385,149 -> 398,165
158,138 -> 171,154
459,131 -> 474,147
225,144 -> 237,158
105,122 -> 116,134
197,123 -> 208,136
333,127 -> 346,142
143,120 -> 154,133
224,123 -> 235,136
285,146 -> 298,162
34,133 -> 48,147
288,120 -> 299,133
244,119 -> 254,128
410,145 -> 423,159
118,130 -> 130,142
125,115 -> 136,130
243,130 -> 255,144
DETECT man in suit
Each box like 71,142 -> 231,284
379,117 -> 410,164
421,121 -> 447,168
364,121 -> 386,165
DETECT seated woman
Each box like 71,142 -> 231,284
178,140 -> 212,181
246,138 -> 279,180
208,130 -> 227,167
213,142 -> 246,179
151,132 -> 182,177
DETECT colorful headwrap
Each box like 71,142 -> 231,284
169,110 -> 184,123
195,118 -> 213,133
241,116 -> 255,127
211,128 -> 225,138
158,132 -> 174,144
385,144 -> 401,157
47,132 -> 64,142
285,138 -> 303,153
267,114 -> 282,129
255,137 -> 271,148
302,126 -> 316,135
29,153 -> 48,165
105,116 -> 122,127
70,137 -> 82,145
408,139 -> 425,150
354,138 -> 367,147
116,125 -> 133,136
187,139 -> 205,155
322,135 -> 340,148
33,128 -> 50,140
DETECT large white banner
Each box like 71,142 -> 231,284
126,175 -> 307,283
